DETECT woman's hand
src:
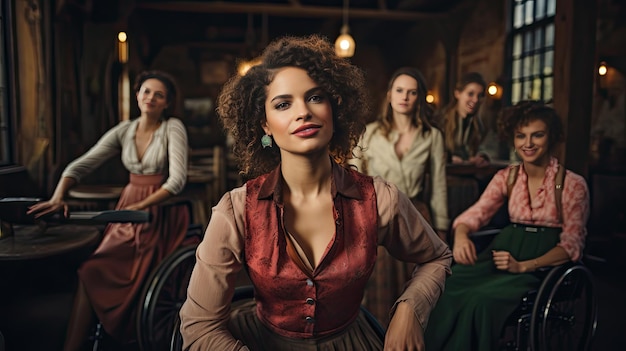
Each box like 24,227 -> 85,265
384,302 -> 424,351
27,199 -> 69,218
451,155 -> 464,164
124,202 -> 146,211
469,155 -> 489,168
452,235 -> 477,265
492,250 -> 524,273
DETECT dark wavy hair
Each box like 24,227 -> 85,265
498,100 -> 564,154
133,70 -> 179,119
217,34 -> 369,179
378,67 -> 435,137
440,72 -> 487,156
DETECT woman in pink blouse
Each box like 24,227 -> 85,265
179,35 -> 452,351
424,101 -> 590,351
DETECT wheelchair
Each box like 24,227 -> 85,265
168,285 -> 386,351
135,226 -> 202,351
75,198 -> 202,351
467,228 -> 598,351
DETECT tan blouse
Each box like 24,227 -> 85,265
179,172 -> 452,350
350,122 -> 449,230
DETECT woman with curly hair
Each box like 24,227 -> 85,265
179,34 -> 451,351
424,101 -> 590,351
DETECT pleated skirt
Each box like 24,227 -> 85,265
78,174 -> 189,343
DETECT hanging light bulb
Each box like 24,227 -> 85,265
335,0 -> 355,57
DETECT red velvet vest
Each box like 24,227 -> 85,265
244,162 -> 378,338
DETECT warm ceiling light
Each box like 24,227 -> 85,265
335,0 -> 355,58
598,63 -> 607,76
238,57 -> 261,76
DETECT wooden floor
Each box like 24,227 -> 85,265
0,237 -> 624,351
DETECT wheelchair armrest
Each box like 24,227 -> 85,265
68,210 -> 151,224
469,228 -> 501,238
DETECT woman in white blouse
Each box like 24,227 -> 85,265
28,70 -> 189,350
350,67 -> 448,327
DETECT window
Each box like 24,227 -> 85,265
507,0 -> 556,105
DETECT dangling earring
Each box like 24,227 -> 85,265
261,134 -> 273,148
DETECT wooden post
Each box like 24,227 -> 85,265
553,0 -> 596,177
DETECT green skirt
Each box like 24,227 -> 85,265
424,224 -> 561,351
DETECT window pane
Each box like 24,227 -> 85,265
525,1 -> 535,25
534,27 -> 544,50
514,3 -> 524,28
523,80 -> 532,100
535,0 -> 546,19
543,50 -> 554,75
547,0 -> 556,16
524,31 -> 533,53
523,56 -> 532,77
543,76 -> 553,102
512,59 -> 521,79
513,34 -> 522,57
532,54 -> 541,75
512,82 -> 522,105
532,78 -> 542,100
545,23 -> 555,47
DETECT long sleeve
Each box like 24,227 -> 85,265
452,167 -> 509,232
161,118 -> 188,195
453,159 -> 589,261
61,121 -> 129,182
428,128 -> 449,230
179,188 -> 247,351
373,178 -> 452,330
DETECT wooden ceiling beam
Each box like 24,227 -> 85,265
134,1 -> 445,20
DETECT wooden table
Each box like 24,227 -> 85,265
0,224 -> 101,261
67,184 -> 124,210
445,161 -> 510,220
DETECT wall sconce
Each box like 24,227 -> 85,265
335,0 -> 355,58
425,93 -> 435,104
487,82 -> 503,100
598,62 -> 607,76
117,31 -> 128,63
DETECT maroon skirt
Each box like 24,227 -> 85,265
78,174 -> 189,343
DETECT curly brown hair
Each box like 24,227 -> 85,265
217,34 -> 369,179
133,70 -> 179,119
497,100 -> 564,154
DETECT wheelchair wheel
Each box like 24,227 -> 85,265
529,263 -> 597,351
137,245 -> 197,351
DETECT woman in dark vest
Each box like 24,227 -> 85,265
179,34 -> 452,351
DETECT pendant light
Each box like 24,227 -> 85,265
335,0 -> 355,57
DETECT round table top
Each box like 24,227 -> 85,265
68,185 -> 124,200
0,224 -> 101,261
